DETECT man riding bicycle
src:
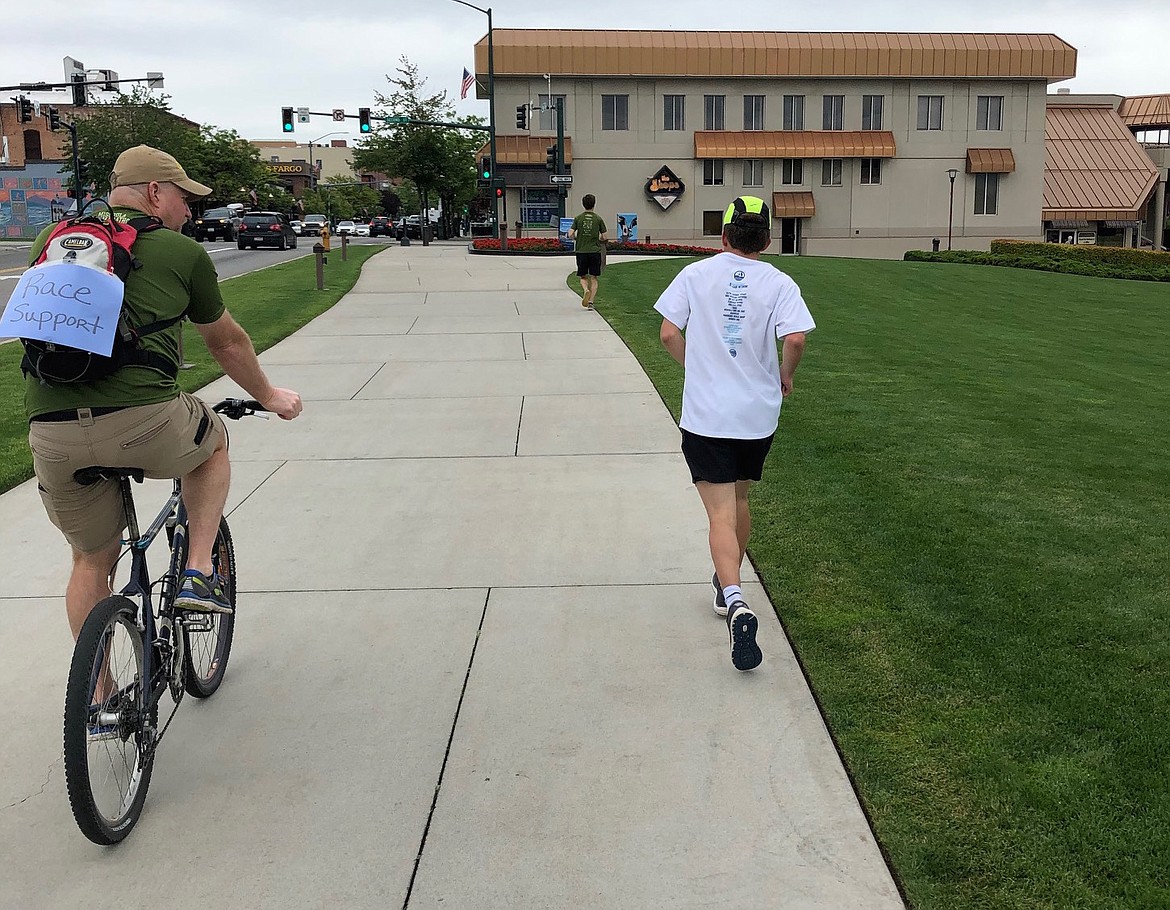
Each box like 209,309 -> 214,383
24,145 -> 302,638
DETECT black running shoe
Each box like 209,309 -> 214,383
712,572 -> 728,617
174,570 -> 233,614
727,601 -> 762,671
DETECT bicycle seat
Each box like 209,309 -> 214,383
73,466 -> 145,486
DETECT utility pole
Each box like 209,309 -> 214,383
556,97 -> 566,219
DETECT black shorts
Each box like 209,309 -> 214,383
576,252 -> 602,277
680,429 -> 775,484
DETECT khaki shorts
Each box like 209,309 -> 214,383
28,393 -> 226,553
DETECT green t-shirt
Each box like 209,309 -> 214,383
24,207 -> 225,419
570,211 -> 607,253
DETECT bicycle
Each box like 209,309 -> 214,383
62,398 -> 267,845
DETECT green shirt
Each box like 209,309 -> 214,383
570,211 -> 607,254
24,207 -> 225,419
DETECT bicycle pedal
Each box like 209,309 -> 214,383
180,616 -> 214,633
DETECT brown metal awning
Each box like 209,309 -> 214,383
966,148 -> 1016,174
1118,94 -> 1170,129
696,131 -> 895,159
475,135 -> 573,165
771,192 -> 815,217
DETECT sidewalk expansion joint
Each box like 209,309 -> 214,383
401,588 -> 490,909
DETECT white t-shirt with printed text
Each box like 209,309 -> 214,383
654,251 -> 815,439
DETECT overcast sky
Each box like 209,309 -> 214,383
5,0 -> 1168,143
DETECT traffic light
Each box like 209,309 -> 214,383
17,96 -> 33,123
479,156 -> 492,180
71,74 -> 87,107
515,104 -> 528,130
281,106 -> 294,132
46,106 -> 61,131
495,186 -> 504,198
358,107 -> 371,133
76,159 -> 90,188
545,144 -> 557,171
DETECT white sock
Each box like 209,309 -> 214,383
722,585 -> 743,605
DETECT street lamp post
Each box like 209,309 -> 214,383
946,167 -> 959,251
447,0 -> 502,247
308,131 -> 347,190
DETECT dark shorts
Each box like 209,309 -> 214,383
576,252 -> 602,277
680,429 -> 775,485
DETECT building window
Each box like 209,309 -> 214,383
743,159 -> 764,187
663,94 -> 685,131
703,160 -> 725,186
860,158 -> 882,185
917,95 -> 944,130
974,173 -> 999,214
538,94 -> 567,131
702,210 -> 724,235
822,95 -> 844,131
976,95 -> 1004,131
783,95 -> 804,130
743,95 -> 765,131
23,129 -> 43,161
602,94 -> 629,131
704,94 -> 725,130
822,159 -> 843,186
861,95 -> 884,130
781,159 -> 803,185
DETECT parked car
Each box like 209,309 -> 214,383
237,212 -> 298,250
368,216 -> 394,237
301,214 -> 328,236
289,220 -> 304,235
335,220 -> 357,236
194,207 -> 239,242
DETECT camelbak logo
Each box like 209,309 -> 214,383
60,237 -> 94,250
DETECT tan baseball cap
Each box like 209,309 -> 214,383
109,145 -> 212,197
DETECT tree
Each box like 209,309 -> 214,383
352,57 -> 484,237
67,86 -> 271,207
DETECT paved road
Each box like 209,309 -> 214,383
0,243 -> 905,909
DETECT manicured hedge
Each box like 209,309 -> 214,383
904,244 -> 1170,282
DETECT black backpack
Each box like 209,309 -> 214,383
20,200 -> 183,384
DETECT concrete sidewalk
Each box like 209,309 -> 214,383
0,243 -> 904,909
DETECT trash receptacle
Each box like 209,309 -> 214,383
514,221 -> 522,240
932,238 -> 940,253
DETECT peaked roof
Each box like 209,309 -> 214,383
473,31 -> 1076,87
1043,105 -> 1159,219
1118,94 -> 1170,129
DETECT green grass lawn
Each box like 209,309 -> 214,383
578,257 -> 1170,910
0,245 -> 384,494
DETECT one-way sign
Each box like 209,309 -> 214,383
550,174 -> 573,185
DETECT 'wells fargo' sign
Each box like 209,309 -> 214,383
265,162 -> 310,175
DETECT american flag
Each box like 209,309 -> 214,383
460,68 -> 475,100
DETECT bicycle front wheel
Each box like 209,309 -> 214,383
182,517 -> 236,698
63,595 -> 156,845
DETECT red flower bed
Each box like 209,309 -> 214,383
470,238 -> 719,256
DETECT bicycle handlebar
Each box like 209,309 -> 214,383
212,398 -> 269,420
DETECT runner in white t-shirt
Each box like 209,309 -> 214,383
654,196 -> 815,671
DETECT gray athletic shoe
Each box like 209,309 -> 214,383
174,570 -> 233,614
712,571 -> 728,617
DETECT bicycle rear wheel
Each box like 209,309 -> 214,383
182,517 -> 236,698
63,595 -> 156,845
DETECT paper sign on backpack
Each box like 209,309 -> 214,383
0,261 -> 125,356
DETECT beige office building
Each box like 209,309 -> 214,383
474,30 -> 1084,257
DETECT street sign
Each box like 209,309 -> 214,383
384,116 -> 410,125
550,174 -> 573,185
296,106 -> 310,123
332,108 -> 345,121
146,71 -> 164,89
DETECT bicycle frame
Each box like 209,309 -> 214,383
112,475 -> 186,745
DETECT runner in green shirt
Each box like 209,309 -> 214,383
569,194 -> 608,309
